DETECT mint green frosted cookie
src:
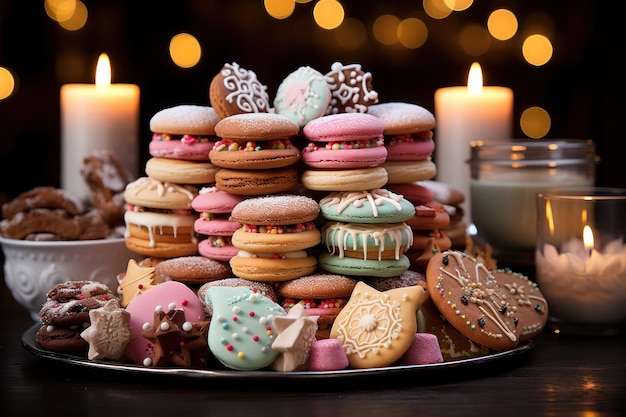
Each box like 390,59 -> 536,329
206,286 -> 285,370
274,66 -> 331,127
319,188 -> 416,223
319,252 -> 411,277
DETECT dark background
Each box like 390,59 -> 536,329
1,0 -> 624,201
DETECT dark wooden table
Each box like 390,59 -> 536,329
1,271 -> 624,417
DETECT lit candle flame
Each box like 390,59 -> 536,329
467,62 -> 483,95
583,225 -> 595,253
95,53 -> 111,88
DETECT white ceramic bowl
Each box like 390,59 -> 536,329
0,236 -> 137,321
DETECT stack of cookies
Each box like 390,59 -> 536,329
123,105 -> 221,259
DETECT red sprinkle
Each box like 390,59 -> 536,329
181,299 -> 188,306
253,335 -> 259,342
249,311 -> 255,317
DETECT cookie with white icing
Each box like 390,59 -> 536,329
274,66 -> 331,127
329,280 -> 426,368
206,286 -> 286,370
426,250 -> 520,351
324,62 -> 378,115
209,62 -> 271,118
491,268 -> 549,341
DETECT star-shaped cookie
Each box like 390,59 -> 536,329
80,298 -> 132,361
330,281 -> 426,369
119,259 -> 163,307
141,308 -> 211,368
270,303 -> 319,372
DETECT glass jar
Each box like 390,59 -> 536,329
467,139 -> 599,265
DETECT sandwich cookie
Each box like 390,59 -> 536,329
149,104 -> 220,161
123,177 -> 199,258
276,272 -> 358,339
228,194 -> 321,281
191,186 -> 246,261
210,113 -> 301,170
301,112 -> 387,169
145,157 -> 219,185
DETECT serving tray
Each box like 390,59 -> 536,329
22,323 -> 534,382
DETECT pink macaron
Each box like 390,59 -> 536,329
301,113 -> 387,169
368,102 -> 436,162
191,186 -> 246,214
198,236 -> 239,262
149,105 -> 221,161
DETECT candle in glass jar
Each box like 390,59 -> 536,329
434,62 -> 513,222
61,53 -> 140,201
535,226 -> 626,324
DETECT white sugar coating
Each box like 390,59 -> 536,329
155,255 -> 230,279
214,112 -> 300,140
149,105 -> 220,135
367,102 -> 436,134
230,194 -> 320,224
277,273 -> 357,299
303,112 -> 384,141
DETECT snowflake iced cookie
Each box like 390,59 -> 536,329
329,280 -> 426,368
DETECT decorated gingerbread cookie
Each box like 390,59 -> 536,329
209,62 -> 270,118
426,250 -> 519,351
329,281 -> 426,369
491,268 -> 549,341
324,62 -> 378,114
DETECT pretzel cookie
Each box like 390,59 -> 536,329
426,250 -> 519,351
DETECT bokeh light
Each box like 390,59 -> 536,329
264,0 -> 295,20
522,34 -> 553,66
313,0 -> 344,30
443,0 -> 474,12
373,14 -> 400,46
169,33 -> 202,68
397,18 -> 428,49
488,9 -> 518,41
423,0 -> 453,20
333,17 -> 367,50
520,106 -> 551,138
0,67 -> 16,100
459,24 -> 491,56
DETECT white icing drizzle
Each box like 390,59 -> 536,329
439,251 -> 517,343
323,222 -> 412,260
124,211 -> 195,247
126,177 -> 196,201
319,189 -> 404,217
221,62 -> 270,113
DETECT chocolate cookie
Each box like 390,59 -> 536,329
209,62 -> 270,118
324,62 -> 378,115
39,280 -> 116,326
426,250 -> 520,351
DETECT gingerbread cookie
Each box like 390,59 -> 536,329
491,268 -> 549,341
426,250 -> 519,351
329,281 -> 426,368
209,62 -> 271,118
324,62 -> 378,115
1,186 -> 83,219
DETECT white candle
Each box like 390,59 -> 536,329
61,53 -> 140,202
434,62 -> 513,222
535,227 -> 626,324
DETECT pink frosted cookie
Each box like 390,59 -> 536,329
307,338 -> 349,371
149,105 -> 220,161
401,333 -> 444,365
124,280 -> 206,366
192,186 -> 246,262
301,113 -> 387,169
